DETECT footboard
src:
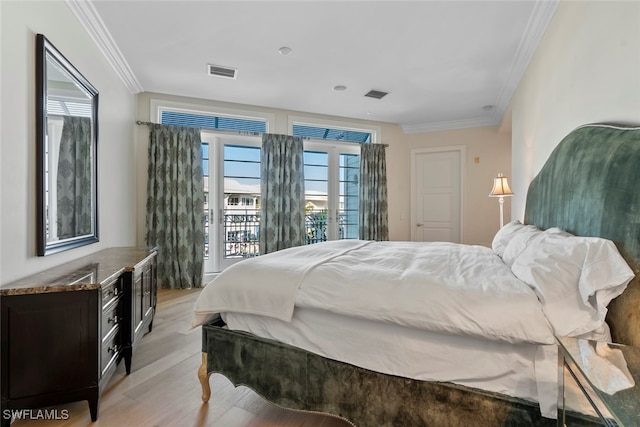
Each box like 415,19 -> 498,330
198,320 -> 576,427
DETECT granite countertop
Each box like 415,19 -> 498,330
0,247 -> 156,296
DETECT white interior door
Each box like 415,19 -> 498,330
411,148 -> 464,243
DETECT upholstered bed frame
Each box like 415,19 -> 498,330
198,123 -> 640,426
524,124 -> 640,348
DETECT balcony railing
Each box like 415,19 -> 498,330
223,209 -> 260,259
217,208 -> 356,259
305,210 -> 328,245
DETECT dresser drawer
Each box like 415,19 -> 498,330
101,328 -> 120,377
101,298 -> 121,340
102,276 -> 122,308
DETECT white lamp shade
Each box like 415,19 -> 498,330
489,173 -> 514,197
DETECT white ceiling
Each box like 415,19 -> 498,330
74,0 -> 558,133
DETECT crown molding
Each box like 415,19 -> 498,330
401,117 -> 499,134
404,0 -> 559,134
66,0 -> 143,94
492,0 -> 559,114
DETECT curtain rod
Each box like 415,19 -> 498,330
135,120 -> 388,146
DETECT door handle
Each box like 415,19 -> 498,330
416,223 -> 424,227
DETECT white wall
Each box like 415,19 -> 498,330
0,1 -> 137,284
510,0 -> 640,220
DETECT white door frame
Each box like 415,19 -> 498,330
410,146 -> 466,242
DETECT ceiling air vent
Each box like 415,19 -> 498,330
208,64 -> 237,79
364,89 -> 389,99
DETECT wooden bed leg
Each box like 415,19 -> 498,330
198,352 -> 212,402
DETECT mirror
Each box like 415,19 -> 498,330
36,34 -> 99,256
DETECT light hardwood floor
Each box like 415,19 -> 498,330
11,288 -> 353,427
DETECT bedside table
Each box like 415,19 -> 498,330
557,336 -> 640,426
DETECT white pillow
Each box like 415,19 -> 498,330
501,224 -> 545,267
510,229 -> 634,337
491,220 -> 525,257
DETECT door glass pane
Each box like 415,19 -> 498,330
340,153 -> 360,239
202,143 -> 210,260
224,145 -> 261,258
304,151 -> 328,244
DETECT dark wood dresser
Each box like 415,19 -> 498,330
0,247 -> 157,426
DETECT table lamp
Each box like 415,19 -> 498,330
488,173 -> 514,228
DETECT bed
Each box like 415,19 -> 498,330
192,123 -> 640,426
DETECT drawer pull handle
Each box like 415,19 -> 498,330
107,316 -> 119,324
104,287 -> 120,297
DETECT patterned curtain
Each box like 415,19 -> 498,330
259,134 -> 306,254
57,116 -> 92,239
359,143 -> 389,241
145,124 -> 205,289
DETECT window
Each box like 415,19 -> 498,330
47,97 -> 93,117
339,153 -> 360,239
304,151 -> 328,244
161,110 -> 266,132
222,144 -> 261,263
293,124 -> 372,143
202,143 -> 210,259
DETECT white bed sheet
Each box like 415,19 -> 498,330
193,240 -> 555,346
222,307 -> 559,415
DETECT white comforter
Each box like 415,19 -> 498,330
192,240 -> 555,345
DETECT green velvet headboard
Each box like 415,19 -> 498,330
524,123 -> 640,346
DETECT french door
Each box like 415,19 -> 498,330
202,133 -> 260,272
201,132 -> 360,273
303,140 -> 360,242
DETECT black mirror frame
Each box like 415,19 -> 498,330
36,33 -> 99,256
